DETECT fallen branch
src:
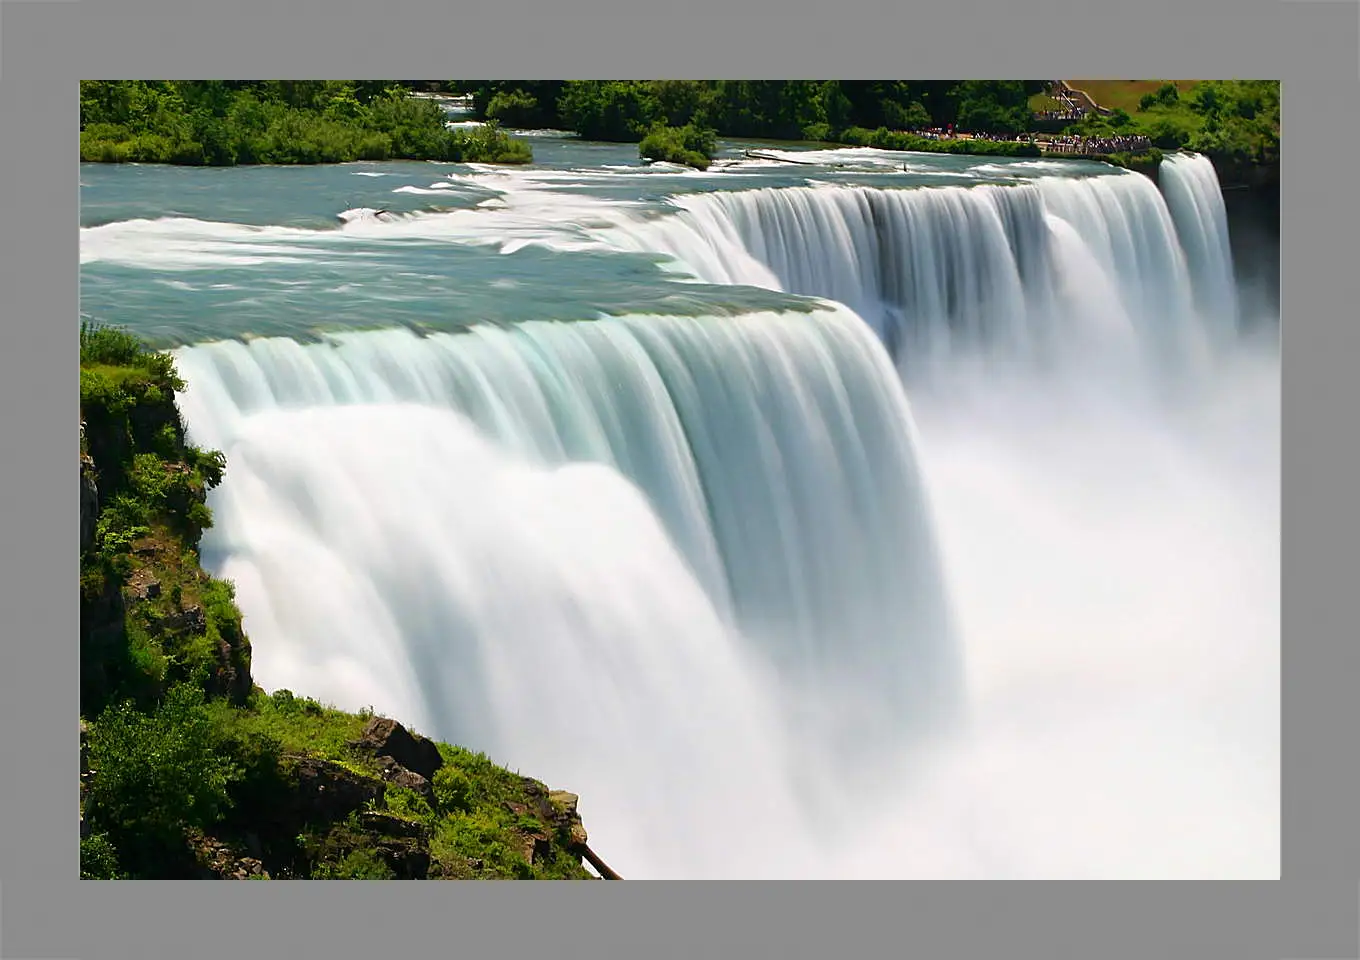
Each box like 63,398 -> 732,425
744,150 -> 819,166
578,842 -> 623,880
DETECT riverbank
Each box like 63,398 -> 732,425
79,323 -> 603,880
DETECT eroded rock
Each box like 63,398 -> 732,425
353,717 -> 444,781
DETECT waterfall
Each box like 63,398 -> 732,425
154,151 -> 1275,878
1159,152 -> 1241,337
174,306 -> 961,876
599,169 -> 1231,386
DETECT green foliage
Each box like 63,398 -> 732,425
639,122 -> 716,169
950,80 -> 1032,134
211,688 -> 368,764
215,727 -> 289,829
648,79 -> 710,126
485,89 -> 543,128
559,81 -> 662,141
800,122 -> 833,143
80,321 -> 144,366
432,766 -> 474,813
1105,147 -> 1165,174
85,684 -> 241,853
819,81 -> 854,134
1074,80 -> 1278,171
838,126 -> 1041,157
479,80 -> 1085,151
1138,82 -> 1182,111
882,98 -> 931,131
384,784 -> 434,821
431,809 -> 533,879
312,847 -> 396,880
300,816 -> 399,879
80,81 -> 533,166
80,833 -> 124,879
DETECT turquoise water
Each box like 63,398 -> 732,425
79,135 -> 1111,346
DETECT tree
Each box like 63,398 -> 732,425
485,90 -> 542,128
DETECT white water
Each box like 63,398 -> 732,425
597,171 -> 1224,387
175,307 -> 962,876
174,154 -> 1278,879
1159,152 -> 1241,336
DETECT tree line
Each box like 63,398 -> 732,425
79,81 -> 531,165
453,80 -> 1047,143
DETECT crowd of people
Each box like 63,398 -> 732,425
966,131 -> 1036,143
1034,108 -> 1086,121
1040,133 -> 1152,155
900,127 -> 1152,156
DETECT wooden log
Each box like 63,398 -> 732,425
578,842 -> 623,880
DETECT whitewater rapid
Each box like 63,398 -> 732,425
142,149 -> 1279,879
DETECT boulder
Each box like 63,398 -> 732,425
548,790 -> 589,848
519,831 -> 552,865
285,756 -> 384,823
352,717 -> 443,781
153,604 -> 207,636
360,811 -> 431,840
376,838 -> 431,879
374,756 -> 436,806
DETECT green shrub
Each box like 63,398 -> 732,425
80,833 -> 124,879
485,89 -> 542,128
385,784 -> 434,822
85,684 -> 241,851
800,122 -> 833,142
312,847 -> 395,880
433,766 -> 474,813
431,810 -> 532,878
560,81 -> 661,141
639,122 -> 716,170
80,321 -> 144,366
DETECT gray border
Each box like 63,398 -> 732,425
3,0 -> 1352,955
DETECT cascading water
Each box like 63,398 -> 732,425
599,169 -> 1220,391
1158,151 -> 1241,337
84,144 -> 1277,879
173,306 -> 962,877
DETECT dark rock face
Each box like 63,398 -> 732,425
284,756 -> 385,824
360,813 -> 434,878
360,811 -> 430,839
1222,180 -> 1280,320
374,756 -> 436,806
80,454 -> 98,555
375,838 -> 431,879
353,717 -> 444,781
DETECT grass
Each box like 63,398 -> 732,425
205,690 -> 373,767
1028,93 -> 1069,113
1064,80 -> 1204,114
